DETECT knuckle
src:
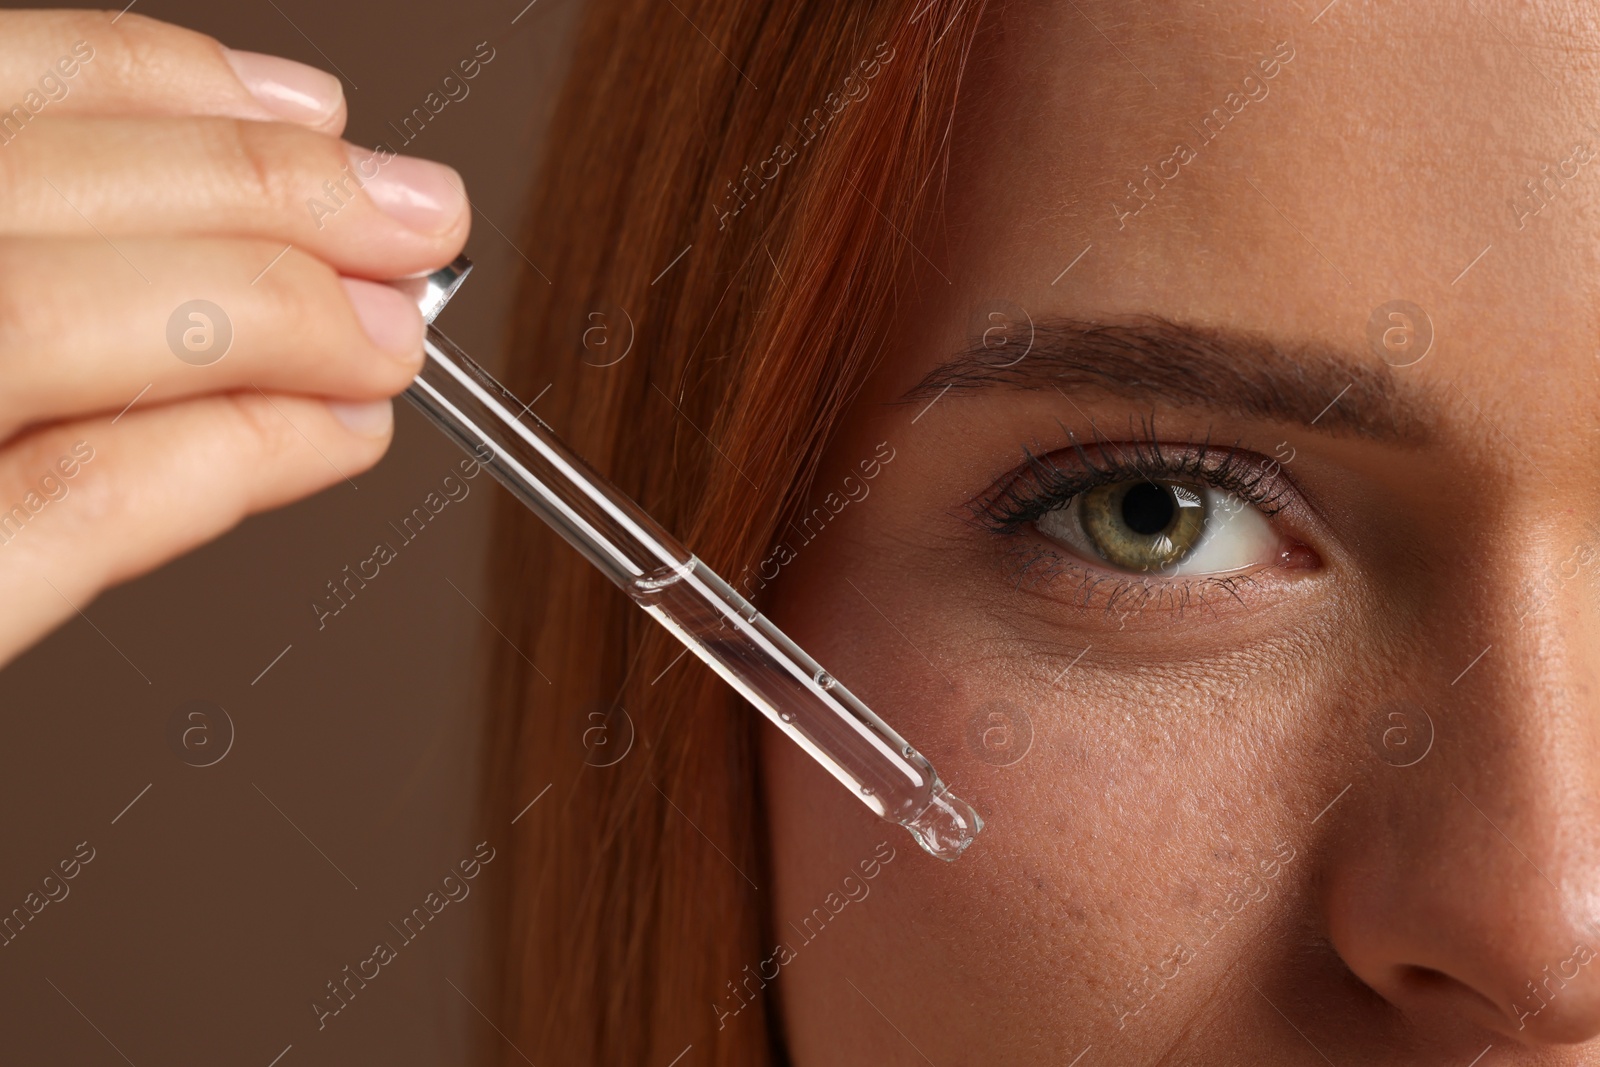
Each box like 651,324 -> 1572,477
55,447 -> 113,531
0,427 -> 110,533
74,10 -> 221,92
91,12 -> 169,82
244,245 -> 411,392
221,390 -> 302,461
223,119 -> 285,212
226,119 -> 343,231
248,242 -> 328,330
245,244 -> 366,366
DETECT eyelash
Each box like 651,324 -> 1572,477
967,423 -> 1298,612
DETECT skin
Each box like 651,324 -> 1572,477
0,11 -> 467,668
763,1 -> 1600,1064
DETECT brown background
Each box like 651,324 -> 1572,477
0,1 -> 579,1062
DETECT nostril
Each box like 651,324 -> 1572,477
1398,965 -> 1453,992
1395,964 -> 1517,1028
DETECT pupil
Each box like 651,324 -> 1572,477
1120,482 -> 1175,536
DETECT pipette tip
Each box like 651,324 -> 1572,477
901,787 -> 984,861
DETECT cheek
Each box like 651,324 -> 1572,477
760,520 -> 1345,1056
758,547 -> 1146,1050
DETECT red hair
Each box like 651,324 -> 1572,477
482,1 -> 991,1061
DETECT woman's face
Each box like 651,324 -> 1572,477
760,2 -> 1600,1063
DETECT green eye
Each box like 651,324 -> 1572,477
1036,479 -> 1277,576
1078,480 -> 1206,571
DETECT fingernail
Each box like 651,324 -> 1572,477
328,398 -> 394,438
340,277 -> 423,361
344,143 -> 465,234
222,48 -> 344,126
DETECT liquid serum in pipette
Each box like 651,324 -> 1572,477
392,256 -> 983,861
627,556 -> 983,859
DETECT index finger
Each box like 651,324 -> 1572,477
0,10 -> 346,134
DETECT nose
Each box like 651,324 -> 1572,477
1321,608 -> 1600,1046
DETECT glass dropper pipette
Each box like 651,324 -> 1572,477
390,256 -> 982,860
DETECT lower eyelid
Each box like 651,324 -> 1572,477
990,509 -> 1320,623
995,538 -> 1270,617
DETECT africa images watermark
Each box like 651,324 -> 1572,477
305,41 -> 497,230
310,841 -> 496,1030
0,841 -> 96,949
1108,838 -> 1297,1029
1111,37 -> 1295,230
1514,942 -> 1596,1031
312,442 -> 494,630
712,41 -> 895,231
1512,534 -> 1600,627
0,441 -> 97,550
728,441 -> 897,603
1510,139 -> 1595,230
374,41 -> 497,155
0,39 -> 95,149
713,839 -> 897,1029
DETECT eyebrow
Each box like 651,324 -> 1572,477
899,314 -> 1426,442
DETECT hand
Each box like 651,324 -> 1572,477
0,10 -> 471,667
